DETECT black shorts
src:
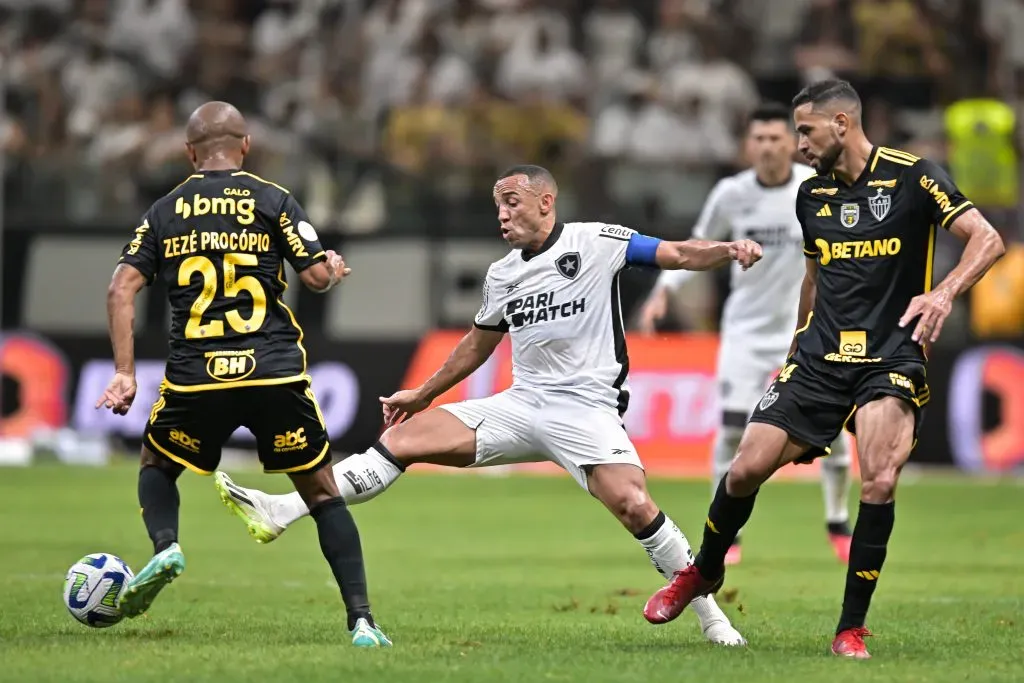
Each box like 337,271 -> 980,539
144,380 -> 331,475
747,351 -> 928,462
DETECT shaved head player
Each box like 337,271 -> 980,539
216,164 -> 760,646
96,101 -> 391,647
643,80 -> 1005,659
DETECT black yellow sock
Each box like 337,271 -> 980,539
837,501 -> 895,634
694,477 -> 758,579
310,497 -> 373,630
138,466 -> 180,554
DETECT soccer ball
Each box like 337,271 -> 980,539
63,553 -> 134,628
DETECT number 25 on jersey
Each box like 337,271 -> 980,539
179,253 -> 267,339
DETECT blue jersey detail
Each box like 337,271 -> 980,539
625,233 -> 662,266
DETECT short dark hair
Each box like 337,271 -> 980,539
497,164 -> 558,194
792,79 -> 861,111
749,102 -> 791,125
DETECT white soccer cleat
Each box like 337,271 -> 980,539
702,619 -> 748,647
214,471 -> 285,544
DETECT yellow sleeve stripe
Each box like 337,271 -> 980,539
231,171 -> 290,194
880,147 -> 920,163
168,174 -> 204,194
869,147 -> 883,172
803,248 -> 818,256
310,250 -> 326,260
940,201 -> 973,229
877,151 -> 916,167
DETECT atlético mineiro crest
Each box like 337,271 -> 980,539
758,385 -> 780,411
868,188 -> 891,222
555,252 -> 581,280
840,203 -> 860,228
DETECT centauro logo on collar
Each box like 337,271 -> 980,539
814,237 -> 902,266
811,187 -> 838,195
205,349 -> 256,382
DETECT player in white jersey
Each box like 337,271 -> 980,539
214,164 -> 762,646
638,104 -> 853,566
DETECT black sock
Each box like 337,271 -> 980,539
828,520 -> 852,536
310,497 -> 373,631
837,501 -> 895,634
138,466 -> 180,554
694,477 -> 758,579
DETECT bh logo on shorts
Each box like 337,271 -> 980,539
758,385 -> 780,411
555,252 -> 581,280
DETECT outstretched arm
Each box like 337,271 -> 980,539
380,326 -> 505,425
653,238 -> 762,271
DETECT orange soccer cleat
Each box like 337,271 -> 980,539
831,627 -> 872,659
643,565 -> 724,625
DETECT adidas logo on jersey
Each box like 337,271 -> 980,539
817,204 -> 833,217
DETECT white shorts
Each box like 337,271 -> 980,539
438,388 -> 643,490
717,344 -> 851,462
718,344 -> 785,416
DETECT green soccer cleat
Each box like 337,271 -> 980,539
350,618 -> 393,648
214,471 -> 284,544
118,543 -> 185,618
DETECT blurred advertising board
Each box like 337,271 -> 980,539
2,331 -> 1022,476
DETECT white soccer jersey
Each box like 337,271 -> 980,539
658,164 -> 816,354
474,221 -> 634,414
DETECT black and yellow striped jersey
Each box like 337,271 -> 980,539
118,169 -> 326,391
797,146 -> 973,363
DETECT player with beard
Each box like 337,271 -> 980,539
642,80 -> 1005,658
638,103 -> 853,566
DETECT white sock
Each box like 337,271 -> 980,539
821,435 -> 852,526
268,444 -> 405,528
635,511 -> 733,629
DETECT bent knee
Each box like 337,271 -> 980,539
603,487 -> 656,532
726,452 -> 772,495
861,470 -> 899,503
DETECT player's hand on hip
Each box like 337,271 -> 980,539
325,250 -> 352,283
729,240 -> 762,270
379,389 -> 431,428
899,289 -> 952,344
95,371 -> 137,416
637,287 -> 668,335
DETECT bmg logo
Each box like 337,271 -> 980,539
274,428 -> 307,452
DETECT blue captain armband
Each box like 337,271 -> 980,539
624,233 -> 662,266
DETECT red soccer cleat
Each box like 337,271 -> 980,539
725,544 -> 742,566
643,565 -> 724,625
829,532 -> 852,564
832,627 -> 872,659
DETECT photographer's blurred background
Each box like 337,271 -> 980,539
1,0 -> 1022,474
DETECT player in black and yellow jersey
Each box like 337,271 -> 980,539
95,101 -> 391,647
643,80 -> 1006,658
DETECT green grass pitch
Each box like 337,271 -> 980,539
1,464 -> 1021,682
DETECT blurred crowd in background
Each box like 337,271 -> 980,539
1,0 -> 1022,339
